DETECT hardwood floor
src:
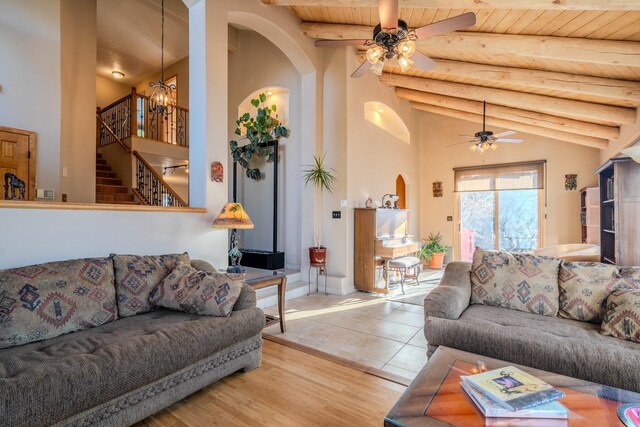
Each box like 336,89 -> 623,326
136,339 -> 406,427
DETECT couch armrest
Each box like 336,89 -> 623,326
191,259 -> 215,274
190,260 -> 257,311
234,283 -> 257,311
424,261 -> 472,320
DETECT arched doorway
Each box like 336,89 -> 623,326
396,175 -> 406,209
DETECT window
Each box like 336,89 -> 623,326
454,161 -> 546,261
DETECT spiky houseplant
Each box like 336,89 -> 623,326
303,153 -> 337,267
229,93 -> 290,180
303,154 -> 337,193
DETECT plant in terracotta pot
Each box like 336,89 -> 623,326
419,232 -> 448,269
303,154 -> 336,265
229,93 -> 290,180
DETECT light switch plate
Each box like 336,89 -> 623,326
332,211 -> 341,219
340,199 -> 348,208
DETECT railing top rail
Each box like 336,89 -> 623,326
132,150 -> 188,207
96,114 -> 131,153
98,94 -> 132,115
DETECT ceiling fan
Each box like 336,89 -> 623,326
450,101 -> 525,153
314,0 -> 476,78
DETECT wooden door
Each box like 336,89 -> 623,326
0,126 -> 36,201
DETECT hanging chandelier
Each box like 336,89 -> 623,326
149,0 -> 176,117
364,20 -> 417,76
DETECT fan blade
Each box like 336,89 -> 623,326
412,51 -> 437,72
493,130 -> 516,138
351,61 -> 371,78
378,0 -> 399,30
495,138 -> 524,143
315,39 -> 368,48
414,12 -> 476,39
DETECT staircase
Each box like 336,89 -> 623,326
96,153 -> 138,205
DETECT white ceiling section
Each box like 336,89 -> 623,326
97,0 -> 189,86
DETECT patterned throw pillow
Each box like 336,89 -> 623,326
558,261 -> 619,323
470,248 -> 561,317
0,258 -> 117,349
601,290 -> 640,343
112,253 -> 190,317
149,263 -> 243,317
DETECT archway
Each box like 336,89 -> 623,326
396,175 -> 406,209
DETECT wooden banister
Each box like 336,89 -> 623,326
96,114 -> 131,153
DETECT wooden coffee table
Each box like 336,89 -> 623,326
385,346 -> 640,427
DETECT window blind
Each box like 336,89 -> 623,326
454,161 -> 546,192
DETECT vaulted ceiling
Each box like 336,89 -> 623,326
262,0 -> 640,149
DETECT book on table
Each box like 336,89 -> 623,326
460,381 -> 568,419
460,366 -> 565,412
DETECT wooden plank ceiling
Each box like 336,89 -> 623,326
260,0 -> 640,149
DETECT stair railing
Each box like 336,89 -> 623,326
96,113 -> 131,154
132,150 -> 187,207
97,87 -> 189,148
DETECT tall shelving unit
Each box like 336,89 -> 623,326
580,187 -> 599,245
596,157 -> 640,265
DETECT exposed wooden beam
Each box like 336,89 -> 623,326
410,102 -> 608,149
301,23 -> 640,68
397,89 -> 620,140
380,73 -> 637,126
263,0 -> 640,10
355,54 -> 640,107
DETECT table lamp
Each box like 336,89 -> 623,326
211,202 -> 254,273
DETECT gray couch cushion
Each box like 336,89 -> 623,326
425,304 -> 640,392
0,257 -> 117,349
0,307 -> 265,427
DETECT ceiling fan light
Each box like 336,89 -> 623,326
398,40 -> 416,57
491,143 -> 498,150
371,60 -> 384,76
398,54 -> 414,73
470,144 -> 477,152
366,46 -> 384,64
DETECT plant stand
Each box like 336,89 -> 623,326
308,261 -> 328,295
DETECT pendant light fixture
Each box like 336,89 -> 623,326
149,0 -> 176,117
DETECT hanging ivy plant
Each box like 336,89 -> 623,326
229,93 -> 290,180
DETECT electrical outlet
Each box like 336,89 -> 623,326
332,211 -> 341,219
447,216 -> 453,221
62,194 -> 67,202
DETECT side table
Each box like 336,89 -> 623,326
243,268 -> 287,333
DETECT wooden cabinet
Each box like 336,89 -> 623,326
354,209 -> 377,292
580,187 -> 600,245
596,157 -> 640,266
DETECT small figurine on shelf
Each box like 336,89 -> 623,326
365,197 -> 373,208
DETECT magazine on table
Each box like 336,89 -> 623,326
461,381 -> 568,419
460,366 -> 565,412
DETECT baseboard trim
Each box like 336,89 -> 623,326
262,332 -> 411,387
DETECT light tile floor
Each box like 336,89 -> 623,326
263,269 -> 444,382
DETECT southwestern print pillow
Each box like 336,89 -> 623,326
470,248 -> 561,317
0,258 -> 117,349
149,263 -> 243,317
112,252 -> 190,317
601,290 -> 640,343
558,261 -> 619,323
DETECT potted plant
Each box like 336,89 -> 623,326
229,93 -> 290,180
303,154 -> 337,265
419,232 -> 448,269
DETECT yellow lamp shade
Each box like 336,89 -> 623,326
211,203 -> 254,229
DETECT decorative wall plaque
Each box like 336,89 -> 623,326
211,162 -> 223,183
433,181 -> 443,197
565,174 -> 577,191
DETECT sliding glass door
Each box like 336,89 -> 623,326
454,161 -> 545,262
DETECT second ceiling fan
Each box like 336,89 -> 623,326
314,0 -> 476,78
